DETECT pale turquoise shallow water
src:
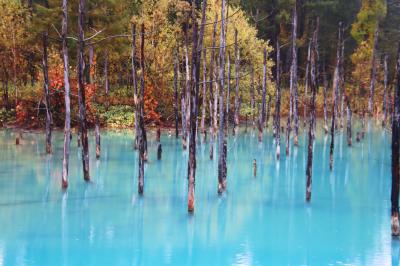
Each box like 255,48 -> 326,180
0,120 -> 399,266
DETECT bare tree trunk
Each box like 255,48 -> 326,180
173,50 -> 179,138
61,0 -> 71,189
218,0 -> 227,194
251,66 -> 255,129
226,54 -> 231,134
275,40 -> 281,159
383,54 -> 388,127
233,29 -> 240,134
303,39 -> 311,127
184,23 -> 191,146
104,52 -> 109,109
306,27 -> 318,202
261,48 -> 267,128
368,28 -> 379,115
323,63 -> 329,133
188,16 -> 199,213
42,31 -> 52,154
330,23 -> 342,171
95,117 -> 101,159
157,127 -> 162,160
209,14 -> 218,159
391,44 -> 400,236
346,95 -> 352,146
131,24 -> 140,148
201,49 -> 207,140
291,0 -> 299,146
77,0 -> 90,182
266,94 -> 271,129
137,24 -> 147,195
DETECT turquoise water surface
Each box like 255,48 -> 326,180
0,120 -> 399,265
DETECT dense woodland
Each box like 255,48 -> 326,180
1,0 -> 400,234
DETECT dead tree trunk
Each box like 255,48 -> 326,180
184,23 -> 191,146
233,29 -> 240,134
323,63 -> 329,133
77,0 -> 90,182
306,28 -> 318,202
330,23 -> 342,171
201,49 -> 207,140
95,117 -> 101,159
218,0 -> 227,194
61,0 -> 71,189
251,66 -> 255,129
261,48 -> 267,128
104,52 -> 109,107
226,54 -> 231,133
266,94 -> 271,129
209,15 -> 218,160
275,40 -> 281,159
383,54 -> 388,127
42,31 -> 52,154
157,127 -> 162,160
137,24 -> 147,195
391,44 -> 400,236
346,95 -> 352,146
173,50 -> 179,138
188,18 -> 199,213
131,24 -> 139,148
368,28 -> 379,115
291,0 -> 299,146
303,39 -> 311,127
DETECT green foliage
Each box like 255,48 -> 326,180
98,105 -> 135,128
0,108 -> 16,125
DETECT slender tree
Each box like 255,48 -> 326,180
275,40 -> 281,159
250,66 -> 255,129
330,22 -> 343,171
61,0 -> 71,189
391,44 -> 400,236
209,14 -> 218,160
131,24 -> 139,148
200,48 -> 207,140
383,54 -> 389,127
368,28 -> 379,115
306,26 -> 318,202
42,31 -> 52,154
323,63 -> 329,133
261,47 -> 267,128
95,117 -> 101,159
291,0 -> 299,146
218,0 -> 227,194
303,39 -> 311,127
77,0 -> 90,181
226,54 -> 231,133
233,29 -> 240,134
137,24 -> 147,194
346,95 -> 352,146
173,49 -> 179,138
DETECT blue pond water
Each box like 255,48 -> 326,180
0,120 -> 399,265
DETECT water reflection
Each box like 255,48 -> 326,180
0,120 -> 396,265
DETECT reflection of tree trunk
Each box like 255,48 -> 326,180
61,0 -> 71,189
391,45 -> 400,236
77,0 -> 90,182
42,31 -> 52,154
